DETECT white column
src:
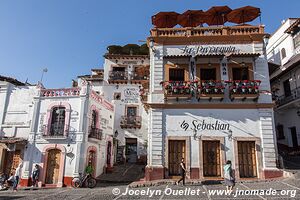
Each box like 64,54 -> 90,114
259,108 -> 277,169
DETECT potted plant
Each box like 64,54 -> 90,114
231,86 -> 237,94
241,86 -> 246,93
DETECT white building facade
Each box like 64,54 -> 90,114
146,24 -> 281,181
267,18 -> 300,151
100,54 -> 149,164
0,76 -> 115,187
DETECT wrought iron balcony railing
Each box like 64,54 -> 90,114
108,71 -> 128,81
228,80 -> 261,101
88,127 -> 103,140
160,80 -> 261,101
42,123 -> 68,138
276,86 -> 300,107
120,116 -> 141,129
161,81 -> 193,99
197,80 -> 225,101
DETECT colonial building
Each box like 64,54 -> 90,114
0,75 -> 115,187
0,76 -> 36,185
145,11 -> 281,181
267,18 -> 300,152
81,49 -> 150,165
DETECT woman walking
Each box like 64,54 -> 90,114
13,162 -> 23,191
176,158 -> 186,186
223,160 -> 234,192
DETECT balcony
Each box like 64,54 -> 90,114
108,71 -> 128,84
161,80 -> 261,102
276,86 -> 300,108
88,127 -> 103,140
197,80 -> 225,101
228,80 -> 261,101
150,25 -> 264,38
130,73 -> 149,84
42,124 -> 68,139
161,81 -> 193,100
120,116 -> 141,129
41,88 -> 80,97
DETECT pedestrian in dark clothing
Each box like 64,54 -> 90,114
32,164 -> 40,187
176,158 -> 186,186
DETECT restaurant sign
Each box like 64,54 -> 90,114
180,119 -> 230,131
181,45 -> 241,56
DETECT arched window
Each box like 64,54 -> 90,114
45,102 -> 71,137
281,48 -> 286,59
50,106 -> 66,136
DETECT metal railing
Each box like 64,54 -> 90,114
120,116 -> 142,129
108,71 -> 128,80
276,86 -> 300,107
88,127 -> 103,140
42,123 -> 68,138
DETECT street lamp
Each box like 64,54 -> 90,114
40,68 -> 48,83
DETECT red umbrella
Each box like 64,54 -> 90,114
177,10 -> 207,27
152,12 -> 179,28
205,6 -> 232,26
227,6 -> 261,24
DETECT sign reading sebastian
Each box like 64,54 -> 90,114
180,119 -> 230,131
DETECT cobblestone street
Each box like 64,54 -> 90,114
0,177 -> 299,200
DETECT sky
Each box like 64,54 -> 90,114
0,0 -> 299,88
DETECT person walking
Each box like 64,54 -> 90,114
176,158 -> 186,186
224,160 -> 234,192
13,162 -> 23,191
31,164 -> 40,187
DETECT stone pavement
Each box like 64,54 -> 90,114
0,177 -> 299,200
97,163 -> 145,183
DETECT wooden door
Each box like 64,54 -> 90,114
4,150 -> 22,176
203,141 -> 221,177
238,141 -> 257,178
45,149 -> 61,184
168,140 -> 185,176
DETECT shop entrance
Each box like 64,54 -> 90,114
203,141 -> 221,177
238,141 -> 257,178
168,140 -> 185,176
125,138 -> 137,163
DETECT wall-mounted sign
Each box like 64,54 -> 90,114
180,120 -> 230,131
122,88 -> 139,103
182,45 -> 241,56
